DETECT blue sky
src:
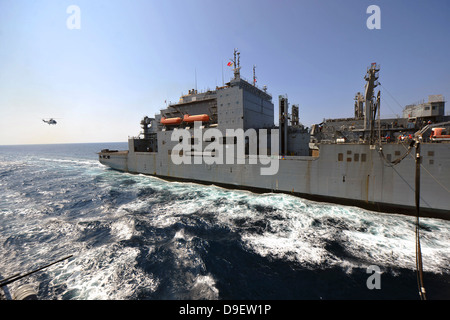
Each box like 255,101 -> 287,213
1,0 -> 449,145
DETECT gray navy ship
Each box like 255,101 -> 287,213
99,50 -> 450,220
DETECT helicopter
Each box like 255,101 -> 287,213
42,118 -> 58,125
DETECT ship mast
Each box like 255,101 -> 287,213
233,48 -> 241,80
363,63 -> 381,144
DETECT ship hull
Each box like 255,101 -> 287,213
99,142 -> 450,220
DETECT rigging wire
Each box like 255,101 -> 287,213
380,95 -> 401,118
414,141 -> 427,300
397,138 -> 450,195
378,138 -> 428,300
377,140 -> 414,167
376,85 -> 414,167
374,86 -> 430,299
379,84 -> 405,112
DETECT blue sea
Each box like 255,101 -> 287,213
1,142 -> 449,301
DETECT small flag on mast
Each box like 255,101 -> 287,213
227,61 -> 233,67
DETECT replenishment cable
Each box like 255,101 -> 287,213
414,141 -> 426,300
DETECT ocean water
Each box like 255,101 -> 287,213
0,142 -> 449,300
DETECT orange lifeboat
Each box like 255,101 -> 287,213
431,128 -> 450,141
160,117 -> 182,125
183,114 -> 210,123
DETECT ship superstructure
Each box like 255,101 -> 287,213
99,51 -> 450,220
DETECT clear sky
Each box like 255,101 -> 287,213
1,0 -> 449,145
